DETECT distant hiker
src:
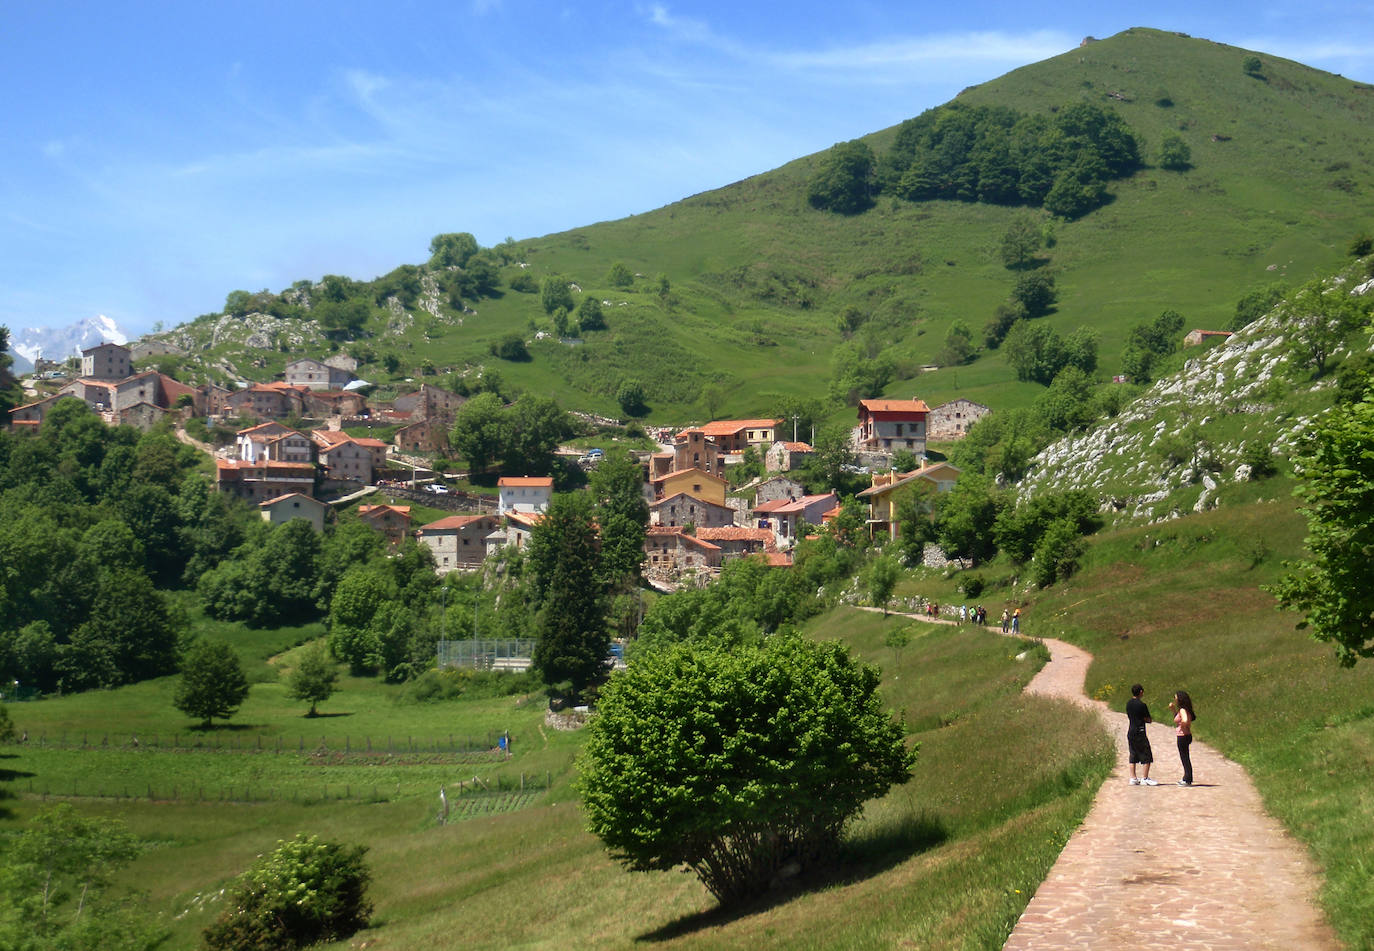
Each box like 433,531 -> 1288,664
1011,608 -> 1021,634
959,604 -> 967,624
1000,609 -> 1010,633
1126,684 -> 1157,786
1170,690 -> 1197,786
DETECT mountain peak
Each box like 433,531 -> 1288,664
8,315 -> 131,374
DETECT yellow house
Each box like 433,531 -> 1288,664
856,462 -> 961,540
650,467 -> 728,508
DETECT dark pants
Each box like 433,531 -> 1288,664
1177,734 -> 1193,784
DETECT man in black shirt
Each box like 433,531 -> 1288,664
1126,683 -> 1157,786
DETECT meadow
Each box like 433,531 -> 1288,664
0,606 -> 1109,950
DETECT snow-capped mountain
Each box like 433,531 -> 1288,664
7,315 -> 129,374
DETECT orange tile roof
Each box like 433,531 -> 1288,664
858,399 -> 930,414
686,418 -> 780,437
778,441 -> 813,452
359,504 -> 411,517
259,492 -> 319,506
695,526 -> 774,543
498,476 -> 555,487
505,511 -> 546,529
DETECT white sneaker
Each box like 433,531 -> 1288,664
1142,777 -> 1159,786
1177,780 -> 1192,786
1129,777 -> 1141,785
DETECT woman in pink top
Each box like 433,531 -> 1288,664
1169,690 -> 1196,786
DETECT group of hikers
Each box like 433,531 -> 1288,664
920,602 -> 1022,633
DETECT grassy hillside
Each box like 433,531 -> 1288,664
148,27 -> 1374,425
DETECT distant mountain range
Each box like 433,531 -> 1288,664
7,315 -> 129,374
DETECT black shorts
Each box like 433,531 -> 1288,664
1128,730 -> 1153,764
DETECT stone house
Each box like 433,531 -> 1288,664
765,440 -> 814,473
856,398 -> 929,454
926,399 -> 989,441
116,401 -> 166,432
303,390 -> 368,418
393,383 -> 466,421
394,417 -> 450,454
502,511 -> 543,550
284,358 -> 355,391
259,492 -> 329,532
224,383 -> 309,420
357,504 -> 412,549
81,342 -> 131,381
753,475 -> 805,507
215,459 -> 317,502
416,514 -> 497,573
694,526 -> 776,561
650,491 -> 737,529
644,526 -> 722,573
315,438 -> 373,483
856,462 -> 962,540
8,393 -> 73,429
498,476 -> 554,517
753,492 -> 838,547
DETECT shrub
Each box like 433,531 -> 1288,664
203,834 -> 372,951
0,703 -> 13,743
578,636 -> 914,905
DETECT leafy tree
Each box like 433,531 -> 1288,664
428,231 -> 480,268
864,555 -> 901,615
1033,365 -> 1097,432
64,568 -> 181,689
173,640 -> 249,728
289,643 -> 339,716
578,635 -> 915,904
203,834 -> 372,951
577,295 -> 606,331
589,451 -> 649,587
528,493 -> 608,698
328,566 -> 400,675
805,425 -> 859,495
1350,232 -> 1374,258
616,379 -> 647,417
894,479 -> 939,564
1004,320 -> 1067,384
937,319 -> 976,365
994,489 -> 1098,564
540,275 -> 575,314
836,305 -> 868,338
1032,517 -> 1084,587
1011,271 -> 1058,318
1121,309 -> 1186,383
316,298 -> 371,340
489,332 -> 529,361
806,140 -> 876,214
1283,278 -> 1367,376
606,261 -> 634,287
999,213 -> 1043,269
0,702 -> 13,743
0,804 -> 157,951
829,341 -> 895,405
499,396 -> 573,475
449,391 -> 506,475
1242,55 -> 1264,77
984,299 -> 1026,349
935,474 -> 1001,565
702,383 -> 726,420
1271,398 -> 1374,665
1158,133 -> 1192,170
1062,326 -> 1100,375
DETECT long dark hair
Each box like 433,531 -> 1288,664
1175,690 -> 1196,723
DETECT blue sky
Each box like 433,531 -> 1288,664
5,1 -> 1373,336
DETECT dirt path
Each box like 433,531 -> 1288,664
853,607 -> 1340,949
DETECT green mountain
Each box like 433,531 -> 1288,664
151,27 -> 1374,422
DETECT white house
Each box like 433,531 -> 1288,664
497,476 -> 554,517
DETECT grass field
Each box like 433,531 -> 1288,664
0,608 -> 1109,950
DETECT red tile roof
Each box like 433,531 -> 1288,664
695,526 -> 774,543
858,399 -> 930,414
651,467 -> 727,485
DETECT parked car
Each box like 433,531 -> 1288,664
425,483 -> 449,494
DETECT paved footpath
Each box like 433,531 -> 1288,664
855,609 -> 1340,949
1010,637 -> 1341,950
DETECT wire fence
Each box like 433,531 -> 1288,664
436,639 -> 536,671
15,731 -> 513,758
16,770 -> 553,809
